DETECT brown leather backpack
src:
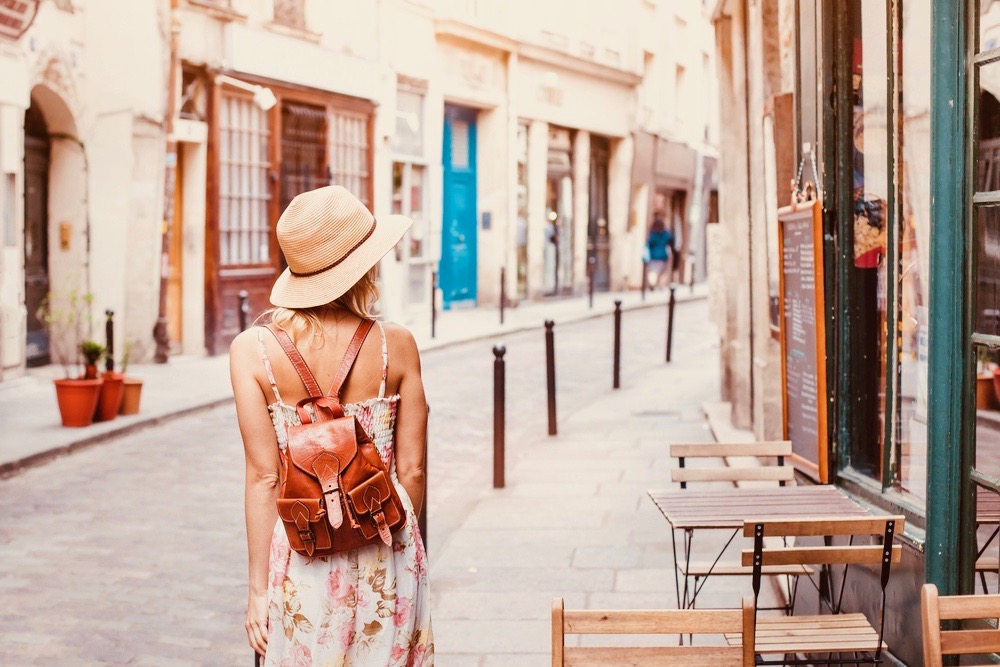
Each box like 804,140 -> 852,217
267,320 -> 405,557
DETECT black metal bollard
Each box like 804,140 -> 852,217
613,299 -> 622,389
641,260 -> 648,302
430,271 -> 438,339
545,320 -> 557,436
666,285 -> 677,363
238,290 -> 250,331
493,345 -> 506,488
419,403 -> 429,547
104,309 -> 115,373
500,267 -> 506,325
587,256 -> 596,309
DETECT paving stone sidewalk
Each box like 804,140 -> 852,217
427,299 -> 777,666
0,285 -> 702,478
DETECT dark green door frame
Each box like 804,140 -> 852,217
926,0 -> 974,596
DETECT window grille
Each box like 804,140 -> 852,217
328,109 -> 371,207
219,94 -> 272,266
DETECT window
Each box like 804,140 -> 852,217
516,122 -> 529,299
391,90 -> 424,157
219,93 -> 271,266
273,0 -> 305,30
327,108 -> 371,208
390,87 -> 429,310
838,0 -> 931,505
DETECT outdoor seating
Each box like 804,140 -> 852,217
654,441 -> 824,608
551,597 -> 755,666
921,583 -> 1000,665
726,516 -> 905,665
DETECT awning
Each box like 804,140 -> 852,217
0,0 -> 39,41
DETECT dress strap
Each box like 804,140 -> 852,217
375,320 -> 388,399
256,327 -> 285,405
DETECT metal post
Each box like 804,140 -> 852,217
493,345 -> 506,488
104,309 -> 115,373
666,285 -> 677,363
499,267 -> 506,325
430,270 -> 438,339
641,260 -> 648,301
613,299 -> 622,389
587,256 -> 596,309
238,290 -> 250,332
545,320 -> 557,436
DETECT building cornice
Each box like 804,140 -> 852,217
435,18 -> 642,88
182,0 -> 247,24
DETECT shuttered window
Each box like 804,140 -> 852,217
219,93 -> 272,266
328,109 -> 371,208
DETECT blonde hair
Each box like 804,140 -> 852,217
262,266 -> 380,345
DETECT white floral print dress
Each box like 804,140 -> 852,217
257,324 -> 434,667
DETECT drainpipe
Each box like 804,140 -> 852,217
153,0 -> 180,362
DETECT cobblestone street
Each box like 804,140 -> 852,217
0,300 -> 732,665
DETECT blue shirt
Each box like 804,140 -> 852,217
646,229 -> 673,262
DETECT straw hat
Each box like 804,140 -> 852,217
269,185 -> 411,309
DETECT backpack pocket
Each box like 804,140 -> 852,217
277,498 -> 333,557
345,472 -> 404,545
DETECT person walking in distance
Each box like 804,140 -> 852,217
645,213 -> 675,290
230,186 -> 433,665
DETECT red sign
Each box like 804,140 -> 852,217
0,0 -> 38,41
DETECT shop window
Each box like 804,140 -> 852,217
219,93 -> 271,266
273,0 -> 306,30
838,0 -> 931,504
327,108 -> 371,208
392,162 -> 428,305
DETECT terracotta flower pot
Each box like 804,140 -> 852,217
119,377 -> 144,415
94,372 -> 125,422
54,378 -> 104,427
979,373 -> 999,411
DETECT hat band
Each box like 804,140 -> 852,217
288,217 -> 378,278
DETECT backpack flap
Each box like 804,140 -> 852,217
285,417 -> 360,479
346,472 -> 403,546
276,498 -> 332,556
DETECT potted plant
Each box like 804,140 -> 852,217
80,339 -> 104,380
978,347 -> 998,410
118,338 -> 144,416
95,348 -> 126,424
38,290 -> 104,427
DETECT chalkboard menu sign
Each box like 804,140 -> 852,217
778,200 -> 828,482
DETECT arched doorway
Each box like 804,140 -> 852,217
23,99 -> 50,367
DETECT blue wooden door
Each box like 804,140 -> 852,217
441,106 -> 477,307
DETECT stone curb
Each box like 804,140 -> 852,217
0,292 -> 706,479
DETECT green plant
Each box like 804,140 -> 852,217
80,340 -> 105,366
35,287 -> 96,378
121,339 -> 134,374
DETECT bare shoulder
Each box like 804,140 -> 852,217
229,327 -> 262,367
381,321 -> 421,369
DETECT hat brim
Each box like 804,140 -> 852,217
269,214 -> 412,309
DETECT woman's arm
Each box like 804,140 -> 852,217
390,327 -> 428,517
230,330 -> 281,656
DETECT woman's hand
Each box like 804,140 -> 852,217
246,591 -> 269,656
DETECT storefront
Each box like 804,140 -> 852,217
713,0 -> 986,662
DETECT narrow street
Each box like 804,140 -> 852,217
0,300 -> 716,665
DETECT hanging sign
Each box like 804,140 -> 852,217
0,0 -> 38,40
778,198 -> 829,482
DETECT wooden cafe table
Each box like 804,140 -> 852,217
647,485 -> 871,609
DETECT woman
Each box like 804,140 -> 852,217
230,185 -> 433,666
645,214 -> 675,290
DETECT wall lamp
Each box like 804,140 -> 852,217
214,74 -> 277,111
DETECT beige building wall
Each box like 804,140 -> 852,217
0,0 -> 167,378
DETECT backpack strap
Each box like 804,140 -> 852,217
327,319 -> 375,399
266,324 -> 324,398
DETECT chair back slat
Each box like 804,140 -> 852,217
564,646 -> 745,667
673,467 -> 795,484
742,544 -> 902,567
741,516 -> 906,538
552,598 -> 755,667
564,609 -> 743,634
670,441 -> 792,458
923,584 -> 1000,666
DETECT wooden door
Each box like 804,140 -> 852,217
440,105 -> 478,307
589,136 -> 611,292
167,147 -> 184,348
24,102 -> 50,367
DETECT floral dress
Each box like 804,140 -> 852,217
256,324 -> 434,667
